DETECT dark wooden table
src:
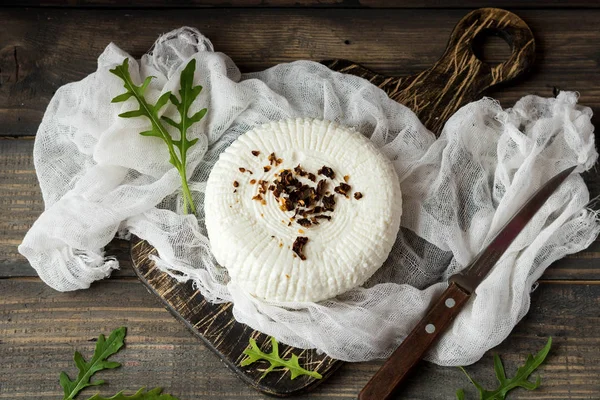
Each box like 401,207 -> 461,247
2,2 -> 600,399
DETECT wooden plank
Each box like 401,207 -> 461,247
3,1 -> 600,9
0,138 -> 43,276
1,278 -> 598,399
2,9 -> 600,137
0,138 -> 133,277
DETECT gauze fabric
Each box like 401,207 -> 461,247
19,28 -> 599,364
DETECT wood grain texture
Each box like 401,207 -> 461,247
4,0 -> 600,9
0,138 -> 132,277
1,278 -> 599,399
324,8 -> 535,134
3,9 -> 600,136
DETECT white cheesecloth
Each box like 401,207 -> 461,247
19,28 -> 600,365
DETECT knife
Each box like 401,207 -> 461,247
358,165 -> 576,400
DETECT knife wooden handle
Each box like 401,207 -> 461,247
358,282 -> 471,400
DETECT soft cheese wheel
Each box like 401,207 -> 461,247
205,119 -> 402,302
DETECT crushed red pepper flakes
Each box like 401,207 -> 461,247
239,167 -> 246,173
334,182 -> 351,197
297,218 -> 312,227
279,197 -> 293,211
239,155 -> 362,260
316,180 -> 327,198
318,166 -> 335,179
233,181 -> 239,187
322,194 -> 335,211
258,180 -> 268,194
292,236 -> 308,260
252,150 -> 260,157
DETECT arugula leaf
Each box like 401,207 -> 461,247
86,387 -> 179,400
60,327 -> 127,400
240,337 -> 323,380
161,59 -> 207,215
110,58 -> 206,214
456,337 -> 552,400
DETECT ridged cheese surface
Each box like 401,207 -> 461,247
204,119 -> 402,302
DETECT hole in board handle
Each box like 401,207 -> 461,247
471,28 -> 513,67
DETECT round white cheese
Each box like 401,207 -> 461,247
204,119 -> 402,302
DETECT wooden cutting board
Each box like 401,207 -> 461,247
130,7 -> 535,397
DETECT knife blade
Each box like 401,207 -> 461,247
358,165 -> 576,400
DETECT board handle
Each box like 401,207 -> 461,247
437,7 -> 535,86
358,282 -> 471,400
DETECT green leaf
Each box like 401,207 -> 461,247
161,116 -> 180,130
162,58 -> 208,214
86,387 -> 179,400
240,337 -> 322,380
155,92 -> 172,112
111,92 -> 134,103
140,76 -> 154,95
189,108 -> 207,124
118,110 -> 146,119
110,57 -> 206,215
457,337 -> 552,400
60,327 -> 127,400
493,354 -> 507,384
456,388 -> 465,400
139,131 -> 163,138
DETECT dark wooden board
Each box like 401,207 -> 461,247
2,277 -> 599,399
128,8 -> 538,397
323,7 -> 535,134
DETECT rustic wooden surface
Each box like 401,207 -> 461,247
5,1 -> 600,9
128,7 -> 538,397
1,3 -> 600,400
